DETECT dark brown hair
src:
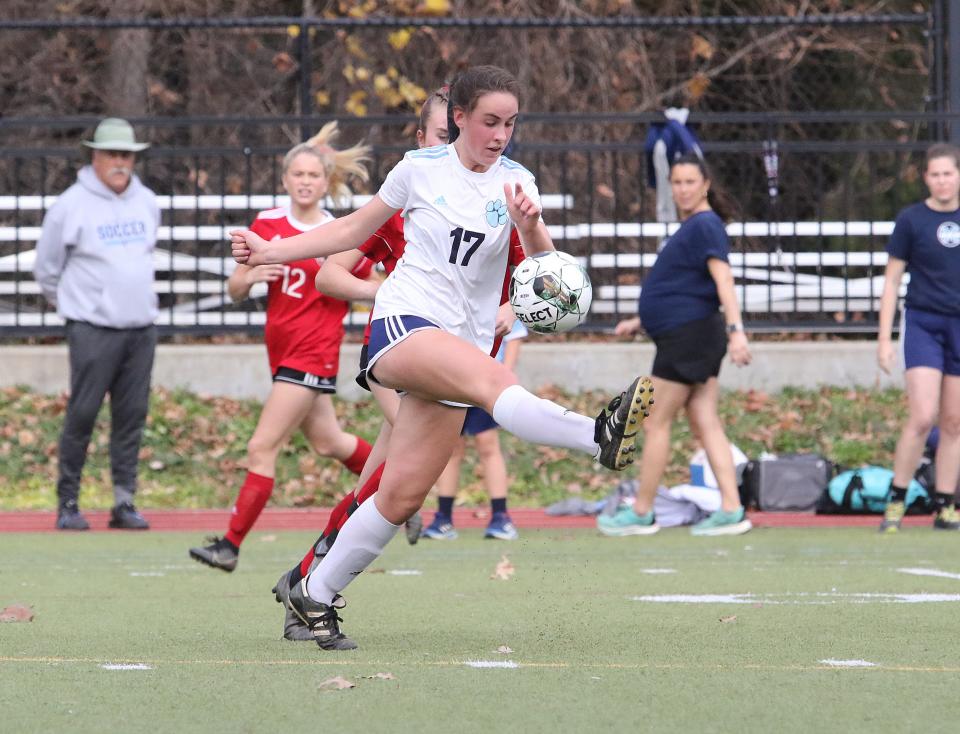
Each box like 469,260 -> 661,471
925,142 -> 960,172
670,153 -> 737,223
446,66 -> 520,144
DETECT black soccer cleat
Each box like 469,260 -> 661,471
285,577 -> 357,651
594,376 -> 654,471
189,536 -> 238,572
272,570 -> 313,641
404,511 -> 423,545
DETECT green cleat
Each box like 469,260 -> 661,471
690,507 -> 753,537
933,505 -> 960,531
879,500 -> 905,533
597,506 -> 660,536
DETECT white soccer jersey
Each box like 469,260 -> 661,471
373,143 -> 541,354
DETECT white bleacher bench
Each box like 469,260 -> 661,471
0,207 -> 899,328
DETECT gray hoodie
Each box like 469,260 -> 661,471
33,165 -> 160,328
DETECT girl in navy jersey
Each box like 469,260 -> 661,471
599,153 -> 752,538
189,123 -> 375,572
232,65 -> 652,650
877,143 -> 960,533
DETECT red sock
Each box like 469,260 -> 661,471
336,462 -> 384,531
296,490 -> 356,576
224,471 -> 274,547
296,462 -> 385,578
340,437 -> 372,475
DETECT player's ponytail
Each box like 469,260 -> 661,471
283,121 -> 371,207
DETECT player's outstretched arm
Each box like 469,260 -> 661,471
232,196 -> 397,266
315,249 -> 379,301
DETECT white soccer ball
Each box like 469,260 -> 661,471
509,251 -> 592,334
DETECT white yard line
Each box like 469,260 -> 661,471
630,592 -> 960,604
897,567 -> 960,581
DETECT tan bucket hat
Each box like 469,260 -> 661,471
82,118 -> 151,152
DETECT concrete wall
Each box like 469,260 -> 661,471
0,341 -> 901,400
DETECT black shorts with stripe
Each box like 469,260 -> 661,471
273,366 -> 337,393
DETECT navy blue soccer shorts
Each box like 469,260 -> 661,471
903,307 -> 960,376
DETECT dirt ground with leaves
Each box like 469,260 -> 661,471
0,383 -> 904,511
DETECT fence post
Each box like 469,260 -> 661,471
949,0 -> 960,143
298,20 -> 312,141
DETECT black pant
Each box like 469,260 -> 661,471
57,321 -> 157,507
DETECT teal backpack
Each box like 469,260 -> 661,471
824,466 -> 928,514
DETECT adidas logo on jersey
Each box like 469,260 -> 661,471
433,195 -> 448,206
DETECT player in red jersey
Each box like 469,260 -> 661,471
270,88 -> 525,642
189,123 -> 375,573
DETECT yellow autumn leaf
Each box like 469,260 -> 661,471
377,88 -> 404,108
387,66 -> 399,80
397,77 -> 427,105
687,72 -> 710,101
374,74 -> 391,93
343,64 -> 355,83
314,90 -> 330,106
388,28 -> 413,51
286,24 -> 300,38
420,0 -> 450,14
345,90 -> 368,117
691,33 -> 714,60
345,34 -> 369,60
355,66 -> 371,82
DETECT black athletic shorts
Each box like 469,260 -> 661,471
650,312 -> 727,385
273,366 -> 336,393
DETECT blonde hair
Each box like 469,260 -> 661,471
282,121 -> 371,206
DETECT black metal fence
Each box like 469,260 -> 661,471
0,7 -> 956,337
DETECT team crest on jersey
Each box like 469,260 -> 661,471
485,199 -> 508,227
937,221 -> 960,248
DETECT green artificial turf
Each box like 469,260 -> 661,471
1,528 -> 959,733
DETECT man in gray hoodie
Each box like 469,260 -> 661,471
34,118 -> 160,531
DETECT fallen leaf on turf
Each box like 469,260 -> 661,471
0,604 -> 34,622
368,567 -> 386,574
318,676 -> 355,691
719,615 -> 738,623
360,672 -> 396,680
496,645 -> 513,654
260,534 -> 277,542
490,555 -> 514,581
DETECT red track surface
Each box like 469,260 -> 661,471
0,508 -> 933,533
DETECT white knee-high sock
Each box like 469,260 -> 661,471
492,384 -> 598,456
306,498 -> 400,605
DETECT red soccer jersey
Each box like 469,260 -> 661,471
250,206 -> 373,377
358,212 -> 526,356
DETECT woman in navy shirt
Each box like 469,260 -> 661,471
877,143 -> 960,533
599,154 -> 752,537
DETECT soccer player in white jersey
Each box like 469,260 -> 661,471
231,65 -> 654,650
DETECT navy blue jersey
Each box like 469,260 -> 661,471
638,210 -> 729,337
886,202 -> 960,315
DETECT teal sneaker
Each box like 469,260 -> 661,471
690,507 -> 752,536
597,506 -> 660,536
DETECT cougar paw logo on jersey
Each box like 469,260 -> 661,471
485,199 -> 508,227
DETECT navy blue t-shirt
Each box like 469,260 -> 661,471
638,210 -> 729,337
886,202 -> 960,315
